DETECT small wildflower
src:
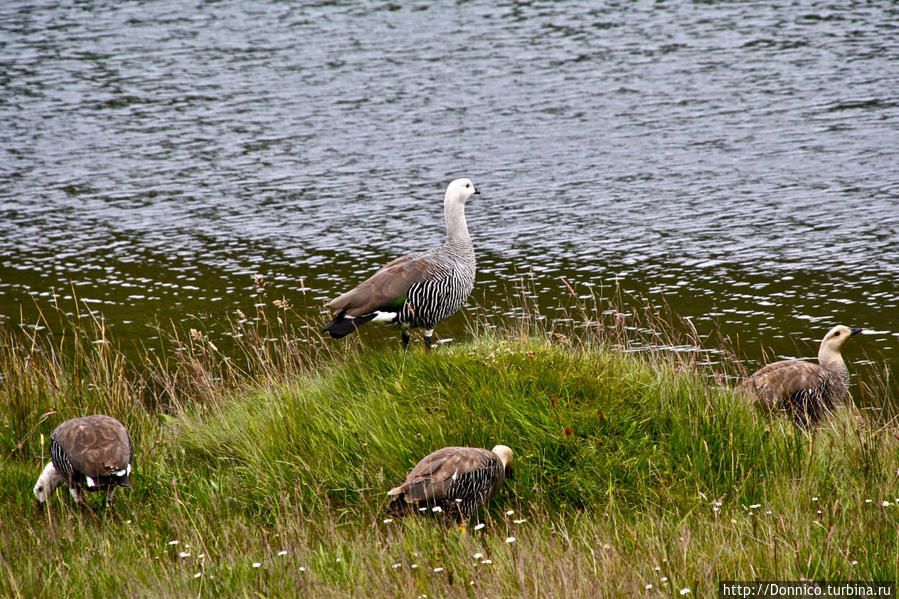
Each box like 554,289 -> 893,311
505,536 -> 516,543
645,584 -> 653,590
392,563 -> 401,569
481,559 -> 493,565
434,567 -> 444,573
383,518 -> 394,524
654,566 -> 661,571
865,499 -> 873,504
712,507 -> 720,513
680,588 -> 691,595
513,519 -> 526,524
661,577 -> 669,582
299,566 -> 307,572
454,498 -> 463,503
765,510 -> 772,515
168,540 -> 180,546
418,507 -> 428,512
811,497 -> 818,502
851,560 -> 858,566
278,550 -> 288,557
194,572 -> 202,579
252,562 -> 261,568
883,501 -> 891,507
474,523 -> 485,531
749,504 -> 761,509
470,581 -> 475,586
336,557 -> 342,562
431,506 -> 443,513
817,510 -> 823,515
179,552 -> 191,559
411,564 -> 419,569
473,553 -> 483,559
505,510 -> 514,516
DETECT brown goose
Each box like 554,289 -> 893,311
324,178 -> 478,350
741,325 -> 862,426
33,414 -> 133,508
387,445 -> 513,523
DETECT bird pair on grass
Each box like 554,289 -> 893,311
32,412 -> 513,525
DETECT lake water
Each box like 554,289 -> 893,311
1,1 -> 897,408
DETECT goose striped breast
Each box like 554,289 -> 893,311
386,445 -> 513,523
34,414 -> 133,508
741,325 -> 862,426
324,178 -> 478,350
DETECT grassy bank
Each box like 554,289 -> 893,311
1,302 -> 897,597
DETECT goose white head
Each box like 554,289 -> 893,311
491,444 -> 514,468
33,462 -> 65,503
444,177 -> 478,208
818,325 -> 862,367
443,178 -> 478,243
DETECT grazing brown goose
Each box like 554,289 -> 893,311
387,445 -> 513,523
741,325 -> 862,426
324,178 -> 478,350
33,415 -> 133,508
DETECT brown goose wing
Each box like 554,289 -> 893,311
51,415 -> 132,479
741,360 -> 829,408
393,447 -> 496,503
326,251 -> 439,317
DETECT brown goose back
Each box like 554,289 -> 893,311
51,415 -> 133,486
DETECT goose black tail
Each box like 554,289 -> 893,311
323,312 -> 376,339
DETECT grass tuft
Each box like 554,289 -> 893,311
1,294 -> 896,596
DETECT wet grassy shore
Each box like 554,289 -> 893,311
1,301 -> 896,597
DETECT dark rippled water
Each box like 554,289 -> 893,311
2,1 -> 897,405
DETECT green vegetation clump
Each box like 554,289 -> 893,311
0,302 -> 897,597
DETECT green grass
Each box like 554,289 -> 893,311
1,302 -> 897,597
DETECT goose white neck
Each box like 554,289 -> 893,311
444,196 -> 470,245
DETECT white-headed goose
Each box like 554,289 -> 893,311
34,414 -> 133,508
387,444 -> 513,523
324,178 -> 478,350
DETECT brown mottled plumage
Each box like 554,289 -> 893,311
387,445 -> 513,523
34,414 -> 133,508
741,325 -> 862,426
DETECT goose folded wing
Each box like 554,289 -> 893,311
53,417 -> 132,479
326,252 -> 439,317
400,447 -> 494,502
743,360 -> 830,403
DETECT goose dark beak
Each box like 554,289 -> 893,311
850,328 -> 863,336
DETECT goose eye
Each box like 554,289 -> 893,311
833,331 -> 841,337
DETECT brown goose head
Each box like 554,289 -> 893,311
818,325 -> 862,369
